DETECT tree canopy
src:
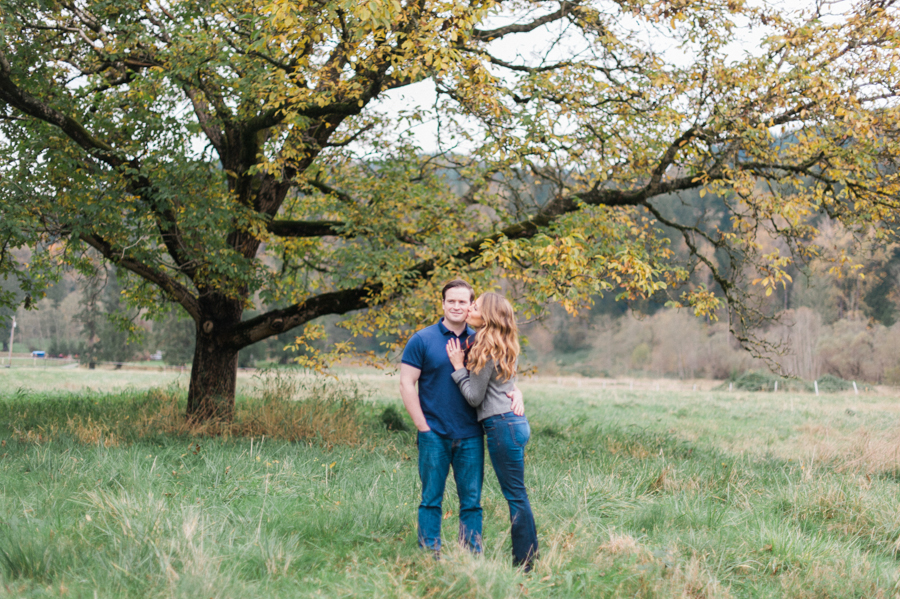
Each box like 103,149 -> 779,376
1,0 -> 900,418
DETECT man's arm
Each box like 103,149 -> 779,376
400,363 -> 430,432
508,384 -> 524,416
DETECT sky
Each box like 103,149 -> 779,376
367,0 -> 847,154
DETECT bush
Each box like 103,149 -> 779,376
720,371 -> 856,393
728,371 -> 777,391
723,371 -> 810,392
815,373 -> 853,392
380,405 -> 409,432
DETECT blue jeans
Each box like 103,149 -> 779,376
483,412 -> 538,568
417,430 -> 484,552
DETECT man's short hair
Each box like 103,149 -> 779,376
441,279 -> 474,302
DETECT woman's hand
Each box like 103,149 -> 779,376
446,338 -> 465,370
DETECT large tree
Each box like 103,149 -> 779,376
2,0 -> 899,420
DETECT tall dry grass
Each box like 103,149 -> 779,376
134,372 -> 369,446
7,372 -> 370,448
832,428 -> 900,477
772,422 -> 900,478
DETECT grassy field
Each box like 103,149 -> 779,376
2,368 -> 900,598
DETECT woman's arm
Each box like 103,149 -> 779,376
446,338 -> 493,407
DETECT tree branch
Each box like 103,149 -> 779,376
0,54 -> 200,279
80,234 -> 201,321
306,179 -> 359,205
0,49 -> 121,167
455,45 -> 574,73
324,123 -> 375,147
183,86 -> 225,154
471,2 -> 577,42
266,220 -> 345,237
649,127 -> 697,188
642,199 -> 778,361
220,157 -> 732,350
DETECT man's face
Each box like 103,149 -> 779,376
442,287 -> 472,327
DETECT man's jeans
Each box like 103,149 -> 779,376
483,412 -> 538,568
417,430 -> 484,552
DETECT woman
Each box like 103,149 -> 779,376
446,292 -> 538,571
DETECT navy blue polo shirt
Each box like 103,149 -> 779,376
401,318 -> 481,439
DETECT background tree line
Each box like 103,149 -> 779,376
1,254 -> 392,369
525,184 -> 900,384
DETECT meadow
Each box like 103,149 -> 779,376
2,368 -> 900,598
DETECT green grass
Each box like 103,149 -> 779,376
1,370 -> 900,597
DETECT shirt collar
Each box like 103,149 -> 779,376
438,317 -> 473,337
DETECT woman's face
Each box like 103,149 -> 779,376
467,297 -> 485,329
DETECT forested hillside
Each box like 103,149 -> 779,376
523,185 -> 900,384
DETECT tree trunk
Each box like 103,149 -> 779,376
186,334 -> 238,422
186,297 -> 243,423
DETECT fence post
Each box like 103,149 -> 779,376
814,380 -> 819,396
6,316 -> 15,369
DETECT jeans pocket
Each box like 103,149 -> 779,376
417,429 -> 433,447
508,420 -> 530,448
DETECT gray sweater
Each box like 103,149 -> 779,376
451,359 -> 516,422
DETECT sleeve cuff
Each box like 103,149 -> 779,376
451,368 -> 467,382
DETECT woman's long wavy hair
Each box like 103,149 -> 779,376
468,292 -> 519,382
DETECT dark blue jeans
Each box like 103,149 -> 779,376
417,430 -> 484,552
483,412 -> 538,568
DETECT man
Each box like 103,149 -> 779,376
400,279 -> 483,554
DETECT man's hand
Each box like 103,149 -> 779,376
507,386 -> 524,416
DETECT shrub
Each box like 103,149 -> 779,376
723,371 -> 810,392
815,373 -> 853,392
380,405 -> 409,432
728,371 -> 778,392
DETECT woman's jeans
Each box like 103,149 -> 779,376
417,430 -> 484,553
482,412 -> 538,568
